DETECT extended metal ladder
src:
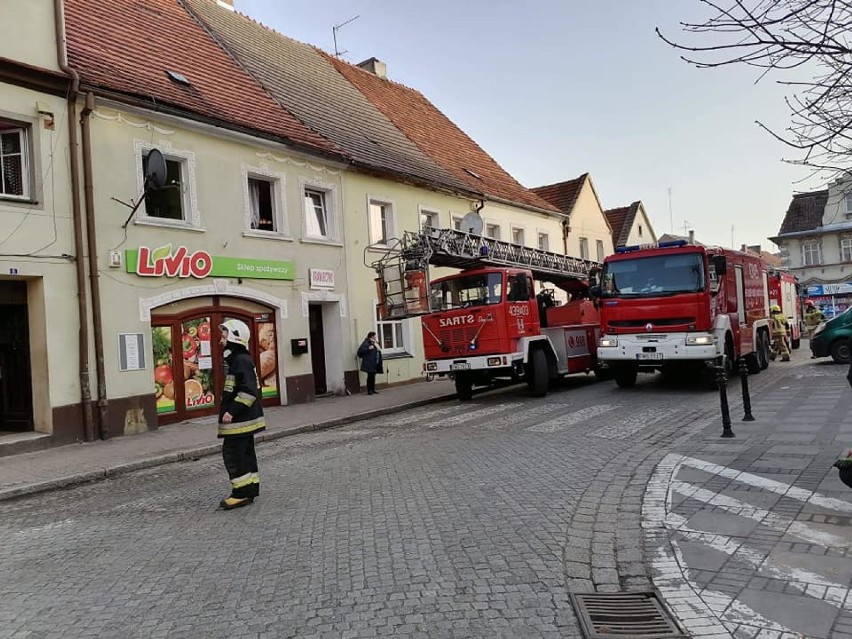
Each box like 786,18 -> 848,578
366,228 -> 600,320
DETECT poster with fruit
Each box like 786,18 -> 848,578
256,318 -> 278,398
152,326 -> 176,414
182,317 -> 216,410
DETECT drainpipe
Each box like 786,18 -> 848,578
54,0 -> 95,442
80,92 -> 109,439
562,219 -> 571,255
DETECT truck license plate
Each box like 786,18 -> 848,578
451,362 -> 471,370
637,353 -> 664,360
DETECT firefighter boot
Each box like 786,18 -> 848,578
219,496 -> 254,510
782,355 -> 790,362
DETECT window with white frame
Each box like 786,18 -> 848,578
304,187 -> 331,238
841,237 -> 852,262
375,301 -> 407,354
136,143 -> 198,226
845,193 -> 852,213
420,208 -> 440,231
596,239 -> 605,262
452,216 -> 464,231
247,176 -> 278,233
0,120 -> 30,199
579,237 -> 589,260
485,223 -> 501,240
511,226 -> 524,245
802,240 -> 822,266
537,232 -> 549,251
369,198 -> 394,245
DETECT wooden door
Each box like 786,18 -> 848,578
308,304 -> 327,394
0,304 -> 33,431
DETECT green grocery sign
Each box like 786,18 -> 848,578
125,245 -> 295,280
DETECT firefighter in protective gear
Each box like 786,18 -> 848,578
804,300 -> 825,337
769,304 -> 791,362
217,319 -> 265,510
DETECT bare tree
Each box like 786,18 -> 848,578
658,1 -> 852,178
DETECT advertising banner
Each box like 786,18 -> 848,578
126,245 -> 294,280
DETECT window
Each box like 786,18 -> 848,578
841,237 -> 852,262
304,188 -> 329,238
453,216 -> 464,231
0,122 -> 29,199
638,225 -> 643,237
420,208 -> 440,231
596,239 -> 605,262
537,232 -> 549,251
485,223 -> 501,240
579,237 -> 589,260
511,226 -> 525,245
142,152 -> 186,221
375,302 -> 407,354
247,177 -> 276,232
369,198 -> 394,245
802,241 -> 822,266
846,193 -> 852,213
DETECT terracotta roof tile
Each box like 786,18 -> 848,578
64,0 -> 340,156
323,54 -> 559,213
603,202 -> 640,247
778,190 -> 828,235
530,174 -> 588,214
183,0 -> 470,194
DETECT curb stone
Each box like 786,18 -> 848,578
0,393 -> 458,503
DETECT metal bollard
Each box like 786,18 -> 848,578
716,358 -> 734,438
738,358 -> 755,422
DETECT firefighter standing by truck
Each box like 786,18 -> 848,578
770,305 -> 791,362
804,300 -> 825,337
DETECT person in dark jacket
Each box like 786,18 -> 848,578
357,331 -> 383,395
218,319 -> 265,510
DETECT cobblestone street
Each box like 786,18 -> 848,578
3,349 -> 851,638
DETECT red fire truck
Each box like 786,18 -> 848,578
369,225 -> 601,399
767,269 -> 802,349
593,240 -> 772,388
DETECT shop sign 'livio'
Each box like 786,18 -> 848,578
125,245 -> 295,281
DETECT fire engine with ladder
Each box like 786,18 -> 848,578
367,213 -> 602,400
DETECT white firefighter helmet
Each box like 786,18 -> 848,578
220,319 -> 251,348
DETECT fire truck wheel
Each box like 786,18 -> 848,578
613,366 -> 637,389
527,348 -> 549,397
757,332 -> 770,370
724,337 -> 737,377
744,352 -> 761,375
830,338 -> 852,365
454,373 -> 474,401
791,338 -> 801,350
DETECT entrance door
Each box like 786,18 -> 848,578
308,304 -> 327,395
0,304 -> 33,431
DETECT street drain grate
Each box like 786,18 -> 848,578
570,591 -> 688,638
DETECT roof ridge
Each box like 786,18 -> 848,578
532,173 -> 589,191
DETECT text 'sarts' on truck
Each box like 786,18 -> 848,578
367,225 -> 603,400
592,240 -> 772,389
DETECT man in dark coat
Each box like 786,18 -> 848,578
357,331 -> 383,395
218,319 -> 265,510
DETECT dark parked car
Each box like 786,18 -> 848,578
810,306 -> 852,363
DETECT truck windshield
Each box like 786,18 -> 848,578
601,252 -> 705,298
430,272 -> 503,310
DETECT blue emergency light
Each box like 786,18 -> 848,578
615,239 -> 688,254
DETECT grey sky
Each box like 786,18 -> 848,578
237,0 -> 814,250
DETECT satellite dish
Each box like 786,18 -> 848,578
144,148 -> 168,189
460,211 -> 484,235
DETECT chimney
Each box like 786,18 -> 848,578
688,230 -> 695,245
216,0 -> 235,11
357,57 -> 387,79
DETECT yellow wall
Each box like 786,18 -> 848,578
0,85 -> 77,433
0,0 -> 60,71
87,104 -> 350,406
566,180 -> 613,261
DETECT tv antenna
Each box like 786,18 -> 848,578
333,15 -> 360,57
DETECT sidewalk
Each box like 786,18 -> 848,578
0,378 -> 458,503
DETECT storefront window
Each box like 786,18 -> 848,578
152,326 -> 176,414
182,317 -> 215,411
255,315 -> 278,398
